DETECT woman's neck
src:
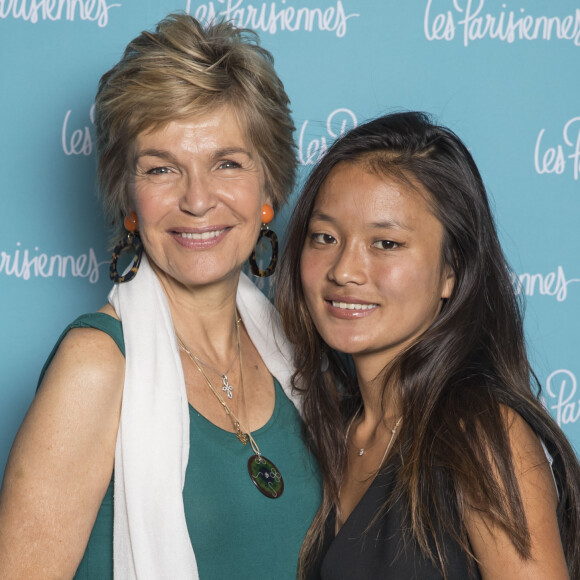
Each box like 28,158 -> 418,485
353,352 -> 400,427
155,265 -> 242,367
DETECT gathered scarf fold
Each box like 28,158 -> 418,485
109,255 -> 196,579
108,255 -> 296,578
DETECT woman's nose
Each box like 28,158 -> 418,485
327,243 -> 367,285
179,173 -> 217,216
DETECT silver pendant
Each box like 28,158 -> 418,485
221,375 -> 233,398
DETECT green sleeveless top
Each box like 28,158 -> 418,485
40,313 -> 321,579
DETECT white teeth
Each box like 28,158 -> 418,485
178,229 -> 224,240
331,301 -> 377,311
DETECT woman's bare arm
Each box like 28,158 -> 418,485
0,326 -> 124,579
466,410 -> 569,580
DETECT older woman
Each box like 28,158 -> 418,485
0,14 -> 320,579
277,112 -> 580,579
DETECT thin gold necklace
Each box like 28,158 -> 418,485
177,317 -> 285,499
178,327 -> 248,445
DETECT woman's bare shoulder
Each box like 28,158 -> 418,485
38,310 -> 124,400
465,405 -> 567,579
0,310 -> 125,577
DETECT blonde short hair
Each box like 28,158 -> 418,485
95,13 -> 296,242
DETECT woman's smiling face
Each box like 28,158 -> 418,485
131,106 -> 268,292
300,161 -> 454,367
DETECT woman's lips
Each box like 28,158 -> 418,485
330,300 -> 377,311
324,297 -> 379,319
171,227 -> 230,248
177,229 -> 226,240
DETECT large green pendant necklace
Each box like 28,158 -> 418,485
248,454 -> 284,498
177,318 -> 284,499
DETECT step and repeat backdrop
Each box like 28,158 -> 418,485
1,0 -> 579,478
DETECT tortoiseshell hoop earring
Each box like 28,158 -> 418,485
109,212 -> 143,283
249,204 -> 278,278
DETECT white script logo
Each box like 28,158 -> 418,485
186,0 -> 359,37
0,0 -> 121,27
424,0 -> 580,46
298,108 -> 357,166
62,105 -> 95,157
513,267 -> 580,302
0,243 -> 106,284
546,369 -> 580,427
534,117 -> 580,181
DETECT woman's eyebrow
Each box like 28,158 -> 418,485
309,210 -> 336,223
369,219 -> 411,231
134,147 -> 254,164
134,149 -> 178,164
211,146 -> 254,160
310,211 -> 410,231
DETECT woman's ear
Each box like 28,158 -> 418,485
441,264 -> 455,300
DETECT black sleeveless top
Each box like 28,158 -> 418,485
310,461 -> 482,580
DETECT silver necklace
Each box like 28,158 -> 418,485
337,408 -> 402,531
180,333 -> 240,399
345,408 -> 402,467
178,331 -> 247,444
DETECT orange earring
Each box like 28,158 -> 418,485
124,211 -> 139,232
249,204 -> 278,277
261,203 -> 274,225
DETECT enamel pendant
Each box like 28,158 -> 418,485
247,454 -> 284,498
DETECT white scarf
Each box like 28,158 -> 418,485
108,254 -> 296,579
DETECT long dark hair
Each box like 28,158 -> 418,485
276,112 -> 580,578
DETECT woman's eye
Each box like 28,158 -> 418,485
146,166 -> 171,175
373,240 -> 399,250
218,160 -> 241,170
311,233 -> 336,245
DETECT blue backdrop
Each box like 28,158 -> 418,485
1,0 -> 579,480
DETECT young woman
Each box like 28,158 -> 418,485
277,112 -> 580,579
